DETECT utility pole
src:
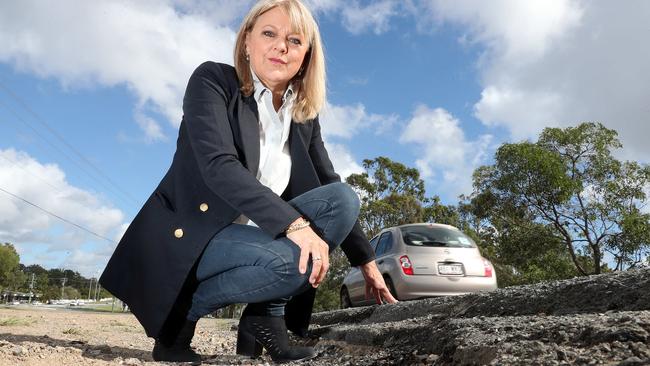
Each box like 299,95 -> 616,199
60,277 -> 67,299
28,273 -> 35,303
88,278 -> 93,300
94,278 -> 100,301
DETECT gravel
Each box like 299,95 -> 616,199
0,267 -> 648,365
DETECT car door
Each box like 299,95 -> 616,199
347,236 -> 379,304
357,231 -> 393,305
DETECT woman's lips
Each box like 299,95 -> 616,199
269,58 -> 287,65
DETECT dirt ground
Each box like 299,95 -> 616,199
2,267 -> 649,365
0,306 -> 242,365
0,306 -> 391,366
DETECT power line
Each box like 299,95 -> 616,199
0,101 -> 138,210
0,153 -> 66,194
0,185 -> 116,244
0,82 -> 140,209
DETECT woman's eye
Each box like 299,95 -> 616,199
289,38 -> 302,45
263,30 -> 274,37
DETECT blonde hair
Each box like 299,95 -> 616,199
234,0 -> 326,123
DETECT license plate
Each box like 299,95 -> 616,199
438,263 -> 464,275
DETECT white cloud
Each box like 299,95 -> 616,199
317,99 -> 400,180
0,0 -> 237,139
425,0 -> 583,62
0,0 -> 401,152
400,105 -> 492,198
341,0 -> 398,35
61,250 -> 114,279
135,113 -> 168,144
170,0 -> 254,25
319,101 -> 398,140
474,86 -> 563,138
425,0 -> 650,162
323,142 -> 364,179
304,0 -> 344,13
317,101 -> 396,179
304,0 -> 400,35
0,148 -> 126,276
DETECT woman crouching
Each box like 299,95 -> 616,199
100,0 -> 397,363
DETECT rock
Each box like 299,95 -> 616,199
618,357 -> 645,366
97,345 -> 114,354
121,358 -> 142,365
12,346 -> 28,356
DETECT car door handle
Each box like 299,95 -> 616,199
377,260 -> 384,265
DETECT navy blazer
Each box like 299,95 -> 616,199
99,62 -> 375,339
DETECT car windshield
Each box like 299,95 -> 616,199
400,225 -> 476,248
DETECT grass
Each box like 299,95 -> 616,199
67,303 -> 116,313
0,317 -> 33,326
62,327 -> 82,335
205,318 -> 237,331
107,319 -> 140,333
109,320 -> 130,327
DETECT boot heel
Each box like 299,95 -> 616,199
236,328 -> 262,357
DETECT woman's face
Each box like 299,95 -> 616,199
245,6 -> 308,92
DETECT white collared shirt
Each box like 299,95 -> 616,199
234,72 -> 294,226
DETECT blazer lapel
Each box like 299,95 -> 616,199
237,95 -> 260,177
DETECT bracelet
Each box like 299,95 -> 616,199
286,217 -> 310,235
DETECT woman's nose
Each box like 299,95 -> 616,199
274,38 -> 287,53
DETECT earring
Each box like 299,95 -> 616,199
245,54 -> 250,62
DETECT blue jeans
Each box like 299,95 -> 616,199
187,182 -> 360,320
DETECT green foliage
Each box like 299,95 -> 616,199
0,317 -> 33,326
423,196 -> 461,227
312,282 -> 340,312
0,243 -> 20,287
41,286 -> 61,302
62,327 -> 82,335
469,122 -> 650,277
0,242 -> 108,302
63,286 -> 81,299
313,248 -> 348,312
5,269 -> 28,292
346,157 -> 427,238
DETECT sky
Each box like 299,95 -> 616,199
0,0 -> 649,277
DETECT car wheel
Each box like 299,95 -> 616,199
340,287 -> 352,309
383,276 -> 398,301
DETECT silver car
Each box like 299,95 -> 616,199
340,223 -> 497,308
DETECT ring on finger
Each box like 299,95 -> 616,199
313,257 -> 322,261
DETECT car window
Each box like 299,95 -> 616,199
369,236 -> 379,251
375,232 -> 393,256
401,225 -> 476,248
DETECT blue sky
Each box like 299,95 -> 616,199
1,0 -> 649,276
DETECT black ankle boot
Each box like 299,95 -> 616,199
236,315 -> 316,363
152,319 -> 201,363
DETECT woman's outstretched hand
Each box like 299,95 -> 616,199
286,222 -> 330,288
360,261 -> 399,305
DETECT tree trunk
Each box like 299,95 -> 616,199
592,244 -> 601,274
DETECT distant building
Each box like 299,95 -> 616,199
1,291 -> 41,303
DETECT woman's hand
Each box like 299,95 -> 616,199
360,261 -> 399,305
286,222 -> 330,288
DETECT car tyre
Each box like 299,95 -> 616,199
383,276 -> 398,301
340,287 -> 352,309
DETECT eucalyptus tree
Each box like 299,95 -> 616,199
470,123 -> 650,275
